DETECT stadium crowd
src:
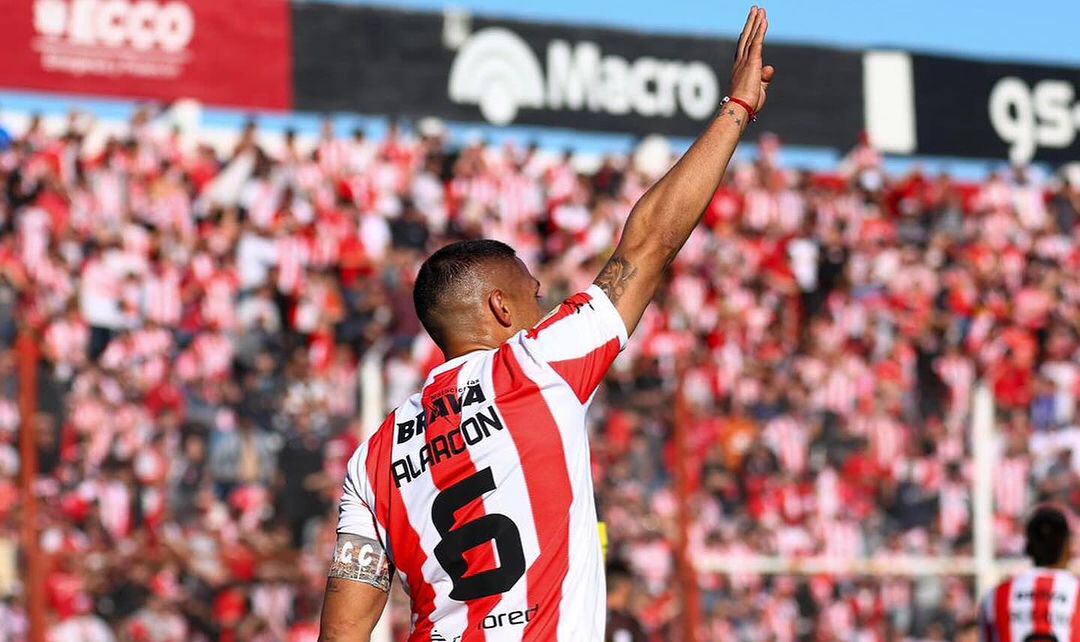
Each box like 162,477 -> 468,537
0,106 -> 1078,642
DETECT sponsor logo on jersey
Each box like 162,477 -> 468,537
396,382 -> 487,444
1011,588 -> 1068,604
448,25 -> 720,126
31,0 -> 195,79
429,605 -> 540,640
480,604 -> 539,630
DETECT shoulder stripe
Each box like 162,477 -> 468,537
526,292 -> 593,339
548,337 -> 621,403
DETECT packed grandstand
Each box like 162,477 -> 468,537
0,106 -> 1078,641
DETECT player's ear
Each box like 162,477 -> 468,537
488,289 -> 513,328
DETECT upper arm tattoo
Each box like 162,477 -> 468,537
328,534 -> 394,593
594,255 -> 638,305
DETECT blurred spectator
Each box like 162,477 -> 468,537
606,560 -> 647,642
0,108 -> 1075,642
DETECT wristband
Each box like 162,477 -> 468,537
723,96 -> 757,123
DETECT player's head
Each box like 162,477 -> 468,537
413,239 -> 544,355
606,559 -> 634,609
1024,505 -> 1071,568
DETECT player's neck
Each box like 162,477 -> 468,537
442,333 -> 512,360
442,342 -> 498,361
1039,557 -> 1069,571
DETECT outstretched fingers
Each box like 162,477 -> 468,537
736,7 -> 759,62
731,6 -> 774,112
749,9 -> 768,61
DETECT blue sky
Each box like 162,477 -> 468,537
4,1 -> 1075,176
342,0 -> 1080,66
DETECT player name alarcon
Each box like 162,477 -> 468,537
392,404 -> 506,488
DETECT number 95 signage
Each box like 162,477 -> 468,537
990,78 -> 1080,165
903,53 -> 1080,164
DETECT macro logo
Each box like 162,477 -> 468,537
448,26 -> 720,126
32,0 -> 195,79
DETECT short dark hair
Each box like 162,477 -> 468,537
606,559 -> 634,591
606,559 -> 632,581
1024,506 -> 1070,567
413,239 -> 517,347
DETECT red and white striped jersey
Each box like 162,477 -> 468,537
339,285 -> 627,641
979,569 -> 1080,642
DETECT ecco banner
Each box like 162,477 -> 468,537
909,54 -> 1080,164
0,0 -> 292,109
292,4 -> 865,147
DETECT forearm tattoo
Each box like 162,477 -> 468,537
327,534 -> 393,593
594,255 -> 638,304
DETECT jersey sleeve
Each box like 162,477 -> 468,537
977,592 -> 994,642
520,284 -> 629,403
977,598 -> 988,642
332,443 -> 394,593
336,444 -> 380,540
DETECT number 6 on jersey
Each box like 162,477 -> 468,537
432,467 -> 526,601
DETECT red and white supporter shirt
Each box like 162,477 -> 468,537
339,285 -> 627,641
979,568 -> 1080,642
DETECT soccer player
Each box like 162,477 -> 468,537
605,561 -> 648,642
318,7 -> 775,641
978,506 -> 1079,642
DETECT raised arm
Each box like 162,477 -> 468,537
594,6 -> 774,334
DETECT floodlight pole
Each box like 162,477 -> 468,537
673,383 -> 701,642
17,329 -> 45,642
359,343 -> 392,642
971,383 -> 997,598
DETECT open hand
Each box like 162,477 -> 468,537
730,6 -> 775,114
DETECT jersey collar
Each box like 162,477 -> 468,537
425,348 -> 487,382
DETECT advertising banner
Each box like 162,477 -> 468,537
292,4 -> 865,147
910,54 -> 1080,164
0,0 -> 292,109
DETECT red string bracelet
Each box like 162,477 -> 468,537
726,96 -> 757,122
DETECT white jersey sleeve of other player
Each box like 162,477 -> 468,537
978,569 -> 1080,642
337,285 -> 627,642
